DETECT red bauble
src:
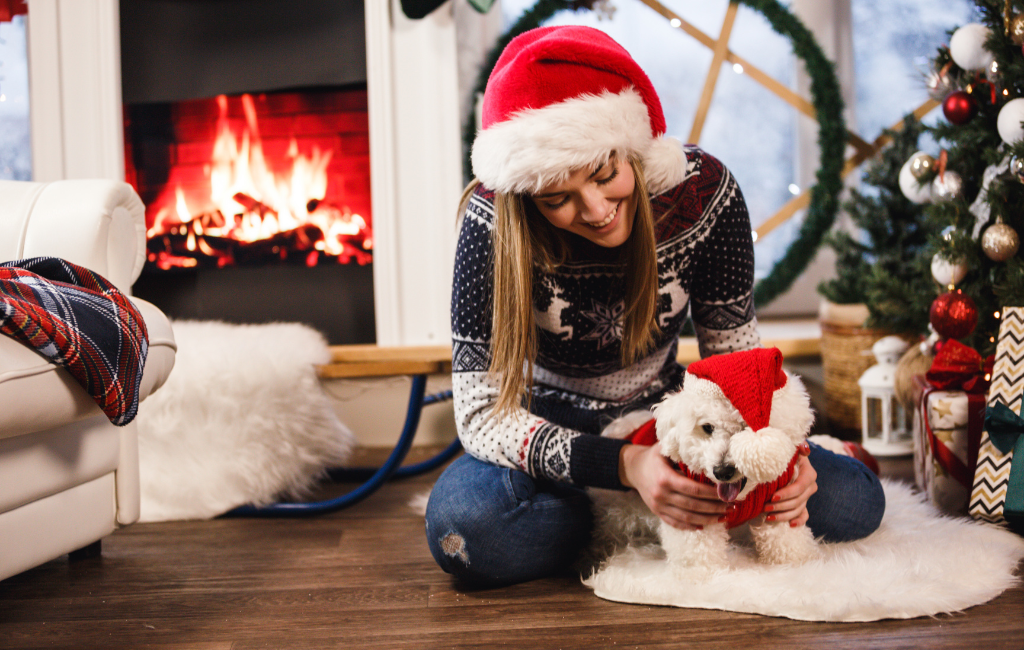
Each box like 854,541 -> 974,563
929,291 -> 979,340
943,90 -> 978,125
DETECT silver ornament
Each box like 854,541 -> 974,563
988,58 -> 1001,85
909,152 -> 936,181
1012,156 -> 1024,183
982,222 -> 1020,261
931,171 -> 964,202
926,68 -> 956,102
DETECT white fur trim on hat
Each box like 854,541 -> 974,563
471,88 -> 687,196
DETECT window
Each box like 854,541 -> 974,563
0,13 -> 30,180
852,0 -> 976,142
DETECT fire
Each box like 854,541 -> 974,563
145,93 -> 372,270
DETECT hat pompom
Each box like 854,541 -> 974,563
729,426 -> 797,484
642,136 -> 689,196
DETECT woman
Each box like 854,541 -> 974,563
426,25 -> 884,587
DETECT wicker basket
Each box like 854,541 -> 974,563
819,320 -> 893,439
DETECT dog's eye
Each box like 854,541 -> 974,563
701,423 -> 714,435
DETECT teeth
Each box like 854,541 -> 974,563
588,203 -> 618,228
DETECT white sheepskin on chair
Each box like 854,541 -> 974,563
137,320 -> 355,522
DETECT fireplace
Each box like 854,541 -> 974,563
120,1 -> 376,344
27,1 -> 462,347
127,88 -> 373,271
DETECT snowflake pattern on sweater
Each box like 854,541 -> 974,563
451,147 -> 760,489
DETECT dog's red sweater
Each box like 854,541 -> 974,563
626,419 -> 798,529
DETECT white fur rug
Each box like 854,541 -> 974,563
584,480 -> 1024,621
136,320 -> 355,522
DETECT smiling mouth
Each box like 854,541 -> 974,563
587,202 -> 619,228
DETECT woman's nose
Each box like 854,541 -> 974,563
579,188 -> 612,223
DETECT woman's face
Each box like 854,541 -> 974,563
529,156 -> 637,248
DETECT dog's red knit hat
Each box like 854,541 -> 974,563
685,347 -> 788,432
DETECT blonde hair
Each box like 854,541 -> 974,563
458,156 -> 661,419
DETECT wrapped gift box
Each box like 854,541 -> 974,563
970,306 -> 1024,535
913,388 -> 982,515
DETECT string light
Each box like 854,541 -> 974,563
733,63 -> 744,74
751,230 -> 759,243
670,18 -> 681,28
788,183 -> 800,195
995,311 -> 1002,319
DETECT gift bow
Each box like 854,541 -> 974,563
983,401 -> 1024,516
985,402 -> 1024,455
926,340 -> 994,394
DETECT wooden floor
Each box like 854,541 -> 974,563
1,449 -> 1022,650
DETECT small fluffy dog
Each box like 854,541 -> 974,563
589,347 -> 820,579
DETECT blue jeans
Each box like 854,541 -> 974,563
425,443 -> 885,588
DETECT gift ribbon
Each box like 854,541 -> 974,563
925,339 -> 994,395
920,340 -> 993,489
983,402 -> 1024,515
920,390 -> 985,489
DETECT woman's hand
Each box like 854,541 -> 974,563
763,444 -> 818,527
619,443 -> 727,530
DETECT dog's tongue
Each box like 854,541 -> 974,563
717,481 -> 742,503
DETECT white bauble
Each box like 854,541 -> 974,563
950,23 -> 995,71
931,254 -> 967,287
931,171 -> 964,202
899,153 -> 934,204
998,98 -> 1024,145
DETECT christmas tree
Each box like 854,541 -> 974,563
818,115 -> 933,336
892,0 -> 1024,355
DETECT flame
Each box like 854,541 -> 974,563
146,93 -> 371,268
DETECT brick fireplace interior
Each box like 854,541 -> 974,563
121,0 -> 375,344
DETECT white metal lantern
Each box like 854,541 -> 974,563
858,336 -> 913,456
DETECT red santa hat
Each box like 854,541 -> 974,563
684,347 -> 788,432
471,25 -> 688,197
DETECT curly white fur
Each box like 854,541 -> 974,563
588,369 -> 821,581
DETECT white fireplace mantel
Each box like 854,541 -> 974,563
27,0 -> 461,347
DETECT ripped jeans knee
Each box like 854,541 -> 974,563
424,454 -> 593,588
438,531 -> 470,565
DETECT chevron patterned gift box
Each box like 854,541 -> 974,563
970,306 -> 1024,535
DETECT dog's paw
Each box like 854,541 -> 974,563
750,521 -> 821,565
659,523 -> 731,581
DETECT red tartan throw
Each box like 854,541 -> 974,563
0,257 -> 149,425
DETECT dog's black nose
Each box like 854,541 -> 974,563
713,464 -> 737,482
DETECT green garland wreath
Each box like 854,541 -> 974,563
462,0 -> 846,308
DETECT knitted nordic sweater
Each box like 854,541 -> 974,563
450,147 -> 760,490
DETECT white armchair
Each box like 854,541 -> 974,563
0,179 -> 176,581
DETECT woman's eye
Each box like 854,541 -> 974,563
701,423 -> 714,435
595,167 -> 619,186
544,196 -> 569,209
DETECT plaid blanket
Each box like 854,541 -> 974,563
0,257 -> 149,426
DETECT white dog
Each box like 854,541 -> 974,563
589,347 -> 821,580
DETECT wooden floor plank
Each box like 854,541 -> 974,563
1,451 -> 1021,650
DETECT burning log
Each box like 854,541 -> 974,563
233,192 -> 273,216
147,232 -> 236,264
231,224 -> 324,265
